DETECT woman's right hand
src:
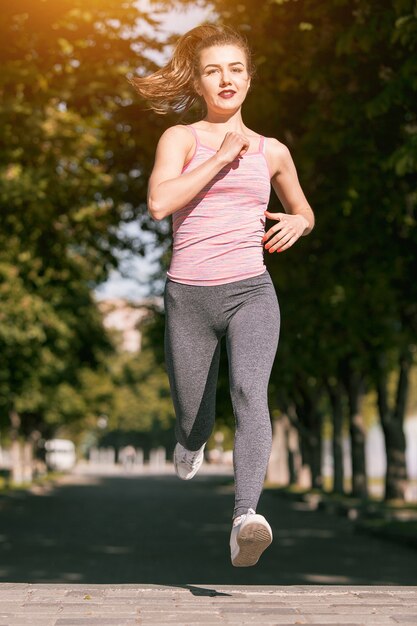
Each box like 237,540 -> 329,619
148,125 -> 246,220
216,132 -> 250,163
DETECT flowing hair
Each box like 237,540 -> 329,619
129,23 -> 255,115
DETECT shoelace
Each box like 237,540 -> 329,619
181,449 -> 202,470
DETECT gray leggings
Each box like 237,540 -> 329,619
163,269 -> 280,520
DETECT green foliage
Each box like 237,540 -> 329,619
236,0 -> 416,389
52,311 -> 174,436
109,325 -> 174,433
0,1 -> 168,436
2,0 -> 416,462
159,0 -> 417,446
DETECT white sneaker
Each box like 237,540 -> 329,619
173,441 -> 206,480
230,508 -> 273,567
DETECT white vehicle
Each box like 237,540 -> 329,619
44,439 -> 76,472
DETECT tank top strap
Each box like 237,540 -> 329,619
184,124 -> 200,146
259,135 -> 266,153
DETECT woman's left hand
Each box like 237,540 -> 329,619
262,210 -> 309,253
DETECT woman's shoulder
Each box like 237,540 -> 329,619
264,136 -> 292,164
264,136 -> 290,155
159,124 -> 194,140
156,124 -> 195,153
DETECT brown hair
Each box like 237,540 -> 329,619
129,23 -> 255,115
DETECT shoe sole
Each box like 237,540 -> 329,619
232,521 -> 272,567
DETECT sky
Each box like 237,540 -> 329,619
95,2 -> 214,302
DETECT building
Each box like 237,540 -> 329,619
97,296 -> 163,353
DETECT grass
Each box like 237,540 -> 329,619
264,481 -> 417,549
355,519 -> 417,549
0,469 -> 65,494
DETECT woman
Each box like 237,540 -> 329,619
130,23 -> 315,567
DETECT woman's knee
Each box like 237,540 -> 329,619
230,378 -> 268,409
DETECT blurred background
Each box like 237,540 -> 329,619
0,0 -> 416,584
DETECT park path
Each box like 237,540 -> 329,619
0,465 -> 416,624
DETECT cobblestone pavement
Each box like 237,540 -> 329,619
0,583 -> 416,625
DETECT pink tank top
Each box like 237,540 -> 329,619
166,124 -> 271,286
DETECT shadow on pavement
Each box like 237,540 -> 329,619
169,584 -> 232,596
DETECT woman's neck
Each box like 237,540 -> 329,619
201,109 -> 246,134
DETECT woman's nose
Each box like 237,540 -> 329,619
220,74 -> 232,85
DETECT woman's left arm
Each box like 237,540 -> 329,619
263,138 -> 315,254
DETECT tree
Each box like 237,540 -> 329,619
158,0 -> 417,498
0,0 -> 171,469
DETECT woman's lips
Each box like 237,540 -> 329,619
219,91 -> 236,99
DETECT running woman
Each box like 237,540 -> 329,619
130,23 -> 315,567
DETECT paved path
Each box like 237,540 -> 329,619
0,466 -> 416,624
1,467 -> 415,585
0,583 -> 416,625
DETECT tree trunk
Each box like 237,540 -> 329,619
383,420 -> 407,500
22,440 -> 34,482
309,431 -> 323,489
376,347 -> 411,501
267,406 -> 303,486
281,400 -> 314,489
296,387 -> 323,490
326,380 -> 345,494
9,409 -> 24,485
285,413 -> 301,485
297,433 -> 312,488
345,371 -> 367,498
266,416 -> 290,485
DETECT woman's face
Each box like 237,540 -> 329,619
194,44 -> 251,113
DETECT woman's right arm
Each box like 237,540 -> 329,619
147,125 -> 247,221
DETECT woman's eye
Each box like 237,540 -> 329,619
205,67 -> 243,76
